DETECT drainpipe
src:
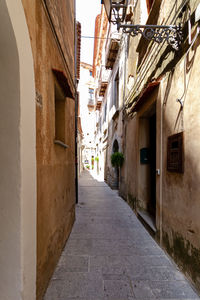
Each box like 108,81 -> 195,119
74,0 -> 78,204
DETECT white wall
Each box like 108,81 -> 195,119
0,1 -> 36,299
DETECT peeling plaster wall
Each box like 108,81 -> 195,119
161,53 -> 200,289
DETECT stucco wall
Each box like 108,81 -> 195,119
120,116 -> 138,204
0,0 -> 37,299
22,1 -> 76,299
161,51 -> 200,288
123,0 -> 200,291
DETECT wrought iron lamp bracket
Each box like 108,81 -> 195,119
111,4 -> 127,24
117,24 -> 183,51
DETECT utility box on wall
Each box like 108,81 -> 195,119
140,148 -> 150,164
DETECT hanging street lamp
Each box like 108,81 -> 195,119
101,0 -> 183,51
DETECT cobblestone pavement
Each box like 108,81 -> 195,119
44,171 -> 200,300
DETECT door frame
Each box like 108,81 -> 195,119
136,85 -> 161,233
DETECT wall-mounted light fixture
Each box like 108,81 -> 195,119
101,0 -> 183,51
102,0 -> 128,24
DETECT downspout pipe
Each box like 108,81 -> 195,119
74,0 -> 78,204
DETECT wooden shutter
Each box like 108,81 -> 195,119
167,132 -> 184,173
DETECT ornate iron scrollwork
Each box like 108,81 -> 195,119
118,24 -> 183,50
111,4 -> 127,25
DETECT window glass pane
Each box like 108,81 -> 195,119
55,82 -> 65,142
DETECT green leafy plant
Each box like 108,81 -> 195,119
95,156 -> 99,162
111,152 -> 124,168
86,165 -> 90,169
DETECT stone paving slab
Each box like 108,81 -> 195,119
44,171 -> 200,300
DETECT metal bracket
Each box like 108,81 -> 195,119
118,24 -> 183,51
176,98 -> 184,107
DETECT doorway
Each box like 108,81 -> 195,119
138,104 -> 156,230
149,113 -> 156,218
112,139 -> 119,189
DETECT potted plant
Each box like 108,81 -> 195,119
91,157 -> 94,170
111,152 -> 124,168
95,156 -> 99,174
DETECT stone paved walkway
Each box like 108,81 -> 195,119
44,171 -> 200,300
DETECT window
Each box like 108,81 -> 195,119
113,139 -> 119,153
89,88 -> 94,100
114,71 -> 119,109
54,81 -> 66,143
104,102 -> 107,122
167,132 -> 184,173
88,88 -> 94,106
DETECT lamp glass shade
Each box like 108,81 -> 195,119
102,0 -> 128,23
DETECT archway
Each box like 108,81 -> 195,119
112,139 -> 120,189
0,1 -> 36,299
113,139 -> 119,153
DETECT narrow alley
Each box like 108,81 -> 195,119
3,1 -> 200,299
44,171 -> 199,300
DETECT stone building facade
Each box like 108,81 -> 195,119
93,10 -> 108,179
78,62 -> 96,170
93,7 -> 125,187
0,1 -> 77,299
99,0 -> 200,292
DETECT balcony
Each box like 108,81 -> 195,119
105,33 -> 120,69
96,99 -> 102,111
99,66 -> 111,97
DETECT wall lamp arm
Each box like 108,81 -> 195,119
117,23 -> 183,51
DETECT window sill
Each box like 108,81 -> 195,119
54,140 -> 69,149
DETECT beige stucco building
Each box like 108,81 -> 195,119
0,1 -> 77,299
98,0 -> 200,292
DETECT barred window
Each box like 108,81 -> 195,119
167,132 -> 184,173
